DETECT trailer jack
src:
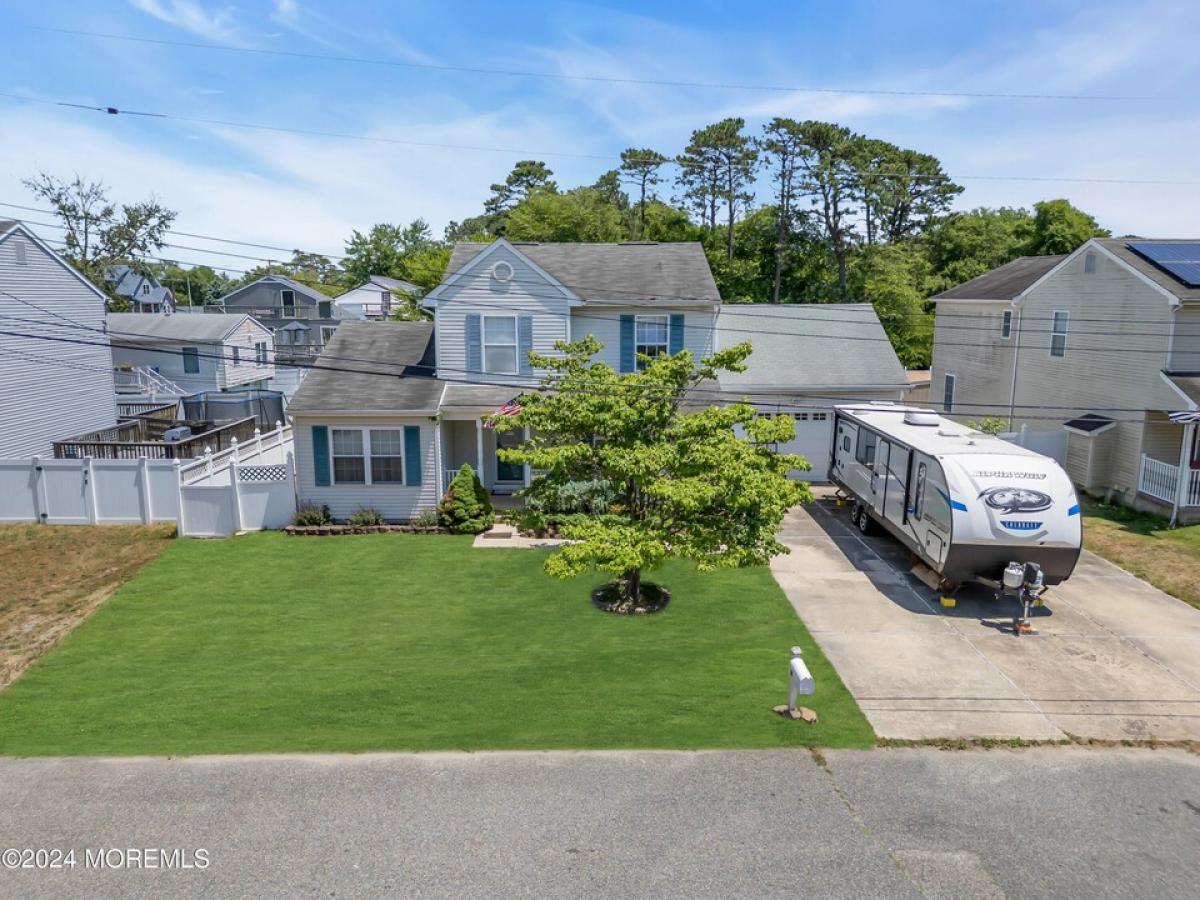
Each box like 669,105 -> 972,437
1002,561 -> 1046,637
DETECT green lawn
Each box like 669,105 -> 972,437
1083,501 -> 1200,610
0,533 -> 871,755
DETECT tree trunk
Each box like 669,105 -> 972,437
624,568 -> 642,604
726,171 -> 736,261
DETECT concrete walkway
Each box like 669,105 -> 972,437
771,500 -> 1200,741
1,748 -> 1197,899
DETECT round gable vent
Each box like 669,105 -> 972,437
491,261 -> 514,283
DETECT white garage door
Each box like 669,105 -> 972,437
777,411 -> 834,482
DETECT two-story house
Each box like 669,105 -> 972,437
217,274 -> 345,358
287,239 -> 911,522
334,275 -> 424,320
930,239 -> 1200,524
107,312 -> 276,395
104,264 -> 176,314
0,220 -> 120,457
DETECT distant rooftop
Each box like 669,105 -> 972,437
931,255 -> 1065,302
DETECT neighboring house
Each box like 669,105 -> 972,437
288,239 -> 910,520
107,312 -> 275,394
334,275 -> 423,320
0,220 -> 120,457
930,240 -> 1200,523
104,264 -> 176,314
217,275 -> 344,359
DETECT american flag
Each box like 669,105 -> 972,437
483,401 -> 522,428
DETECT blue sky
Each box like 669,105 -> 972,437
1,0 -> 1198,273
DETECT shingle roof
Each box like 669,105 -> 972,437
931,255 -> 1066,302
1063,413 -> 1117,434
218,274 -> 333,306
712,304 -> 909,390
287,321 -> 443,413
1095,239 -> 1200,302
445,241 -> 720,305
369,275 -> 423,294
106,312 -> 253,342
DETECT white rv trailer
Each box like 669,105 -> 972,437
829,405 -> 1082,588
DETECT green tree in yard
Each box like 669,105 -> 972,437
792,121 -> 861,297
921,207 -> 1037,294
153,263 -> 234,306
438,464 -> 494,534
1026,199 -> 1109,255
758,118 -> 809,302
493,336 -> 810,608
854,140 -> 962,244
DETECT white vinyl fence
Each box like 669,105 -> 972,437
0,425 -> 296,538
1000,425 -> 1068,465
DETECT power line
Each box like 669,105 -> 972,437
0,315 -> 1187,420
4,91 -> 1195,186
26,26 -> 1151,103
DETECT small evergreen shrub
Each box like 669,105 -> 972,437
438,464 -> 495,534
346,507 -> 386,527
293,503 -> 331,526
411,508 -> 440,528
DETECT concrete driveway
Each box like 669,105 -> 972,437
772,499 -> 1200,741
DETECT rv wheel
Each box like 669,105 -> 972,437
856,507 -> 874,535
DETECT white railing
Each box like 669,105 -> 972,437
178,421 -> 291,485
1137,454 -> 1200,506
443,466 -> 461,491
113,365 -> 185,397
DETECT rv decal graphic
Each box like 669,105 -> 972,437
978,487 -> 1053,514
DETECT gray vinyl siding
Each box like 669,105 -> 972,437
572,307 -> 714,370
433,243 -> 571,387
929,301 -> 1016,419
1011,248 -> 1181,497
0,229 -> 118,456
219,319 -> 276,389
109,321 -> 275,393
292,416 -> 439,521
1169,306 -> 1200,373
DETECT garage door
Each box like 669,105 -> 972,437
777,411 -> 833,482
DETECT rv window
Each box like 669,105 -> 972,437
855,428 -> 877,467
913,463 -> 927,520
842,435 -> 851,453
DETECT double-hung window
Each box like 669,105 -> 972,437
943,373 -> 956,413
181,346 -> 200,374
330,428 -> 405,485
281,289 -> 296,317
331,429 -> 366,484
855,428 -> 878,467
1001,309 -> 1012,339
635,314 -> 669,368
369,429 -> 405,483
318,300 -> 332,319
255,341 -> 268,366
231,346 -> 240,366
483,315 -> 518,374
1050,311 -> 1069,358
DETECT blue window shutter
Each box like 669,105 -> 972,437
669,314 -> 685,355
518,316 -> 534,376
311,425 -> 330,486
465,314 -> 482,373
404,425 -> 422,486
619,315 -> 635,373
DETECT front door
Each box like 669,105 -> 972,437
872,440 -> 891,515
496,429 -> 524,483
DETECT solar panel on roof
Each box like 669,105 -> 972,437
1127,241 -> 1200,287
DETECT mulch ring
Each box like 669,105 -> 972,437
285,525 -> 447,536
591,581 -> 671,615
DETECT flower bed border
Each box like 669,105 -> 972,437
285,524 -> 448,536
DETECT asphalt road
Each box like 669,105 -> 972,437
1,748 -> 1198,899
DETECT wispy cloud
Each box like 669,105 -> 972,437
127,0 -> 238,42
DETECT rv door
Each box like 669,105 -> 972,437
872,440 -> 891,515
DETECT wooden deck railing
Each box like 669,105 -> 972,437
53,417 -> 259,460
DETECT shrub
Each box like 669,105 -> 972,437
438,464 -> 495,534
411,508 -> 440,528
293,503 -> 331,526
346,507 -> 386,527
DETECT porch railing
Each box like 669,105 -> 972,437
53,416 -> 259,461
1139,455 -> 1200,507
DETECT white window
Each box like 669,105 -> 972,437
331,429 -> 366,484
321,325 -> 337,344
182,346 -> 200,374
13,241 -> 26,265
943,373 -> 956,413
635,314 -> 669,369
231,346 -> 240,366
1084,251 -> 1096,274
1001,309 -> 1012,339
330,428 -> 405,485
1050,311 -> 1069,357
281,289 -> 296,317
369,429 -> 405,483
142,283 -> 151,295
255,341 -> 268,366
318,300 -> 332,319
483,315 -> 518,374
